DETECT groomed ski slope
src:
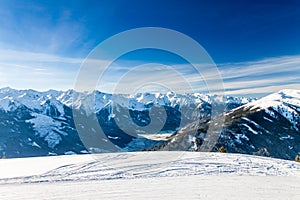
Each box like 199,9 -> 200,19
0,152 -> 300,199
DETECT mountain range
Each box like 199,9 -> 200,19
0,87 -> 299,160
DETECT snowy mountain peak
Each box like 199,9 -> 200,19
279,89 -> 300,96
231,89 -> 300,131
264,89 -> 300,103
246,89 -> 300,110
0,86 -> 14,93
0,87 -> 256,114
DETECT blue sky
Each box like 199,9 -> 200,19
0,0 -> 299,96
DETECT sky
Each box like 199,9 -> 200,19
0,0 -> 299,97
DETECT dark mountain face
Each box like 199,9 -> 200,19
150,90 -> 300,160
0,105 -> 87,158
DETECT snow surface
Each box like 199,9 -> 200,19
0,152 -> 300,199
0,155 -> 92,179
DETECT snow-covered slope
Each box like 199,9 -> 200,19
242,89 -> 300,130
153,90 -> 300,160
5,152 -> 300,182
0,152 -> 299,199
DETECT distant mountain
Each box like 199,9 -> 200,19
151,89 -> 300,160
0,87 -> 252,158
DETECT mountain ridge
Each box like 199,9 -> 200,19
1,87 -> 299,160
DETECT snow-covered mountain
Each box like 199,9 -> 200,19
152,89 -> 300,160
0,87 -> 252,114
241,89 -> 300,131
0,87 -> 252,158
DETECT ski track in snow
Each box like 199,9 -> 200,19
0,152 -> 300,199
1,152 -> 300,184
0,151 -> 300,200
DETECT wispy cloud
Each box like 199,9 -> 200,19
99,63 -> 205,94
95,55 -> 300,96
0,47 -> 299,97
0,49 -> 83,64
219,55 -> 300,96
0,49 -> 83,91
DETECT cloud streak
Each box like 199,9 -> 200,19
0,48 -> 299,97
0,49 -> 82,91
96,55 -> 300,96
0,49 -> 83,64
219,55 -> 300,96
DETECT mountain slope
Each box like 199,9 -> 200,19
151,89 -> 300,160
